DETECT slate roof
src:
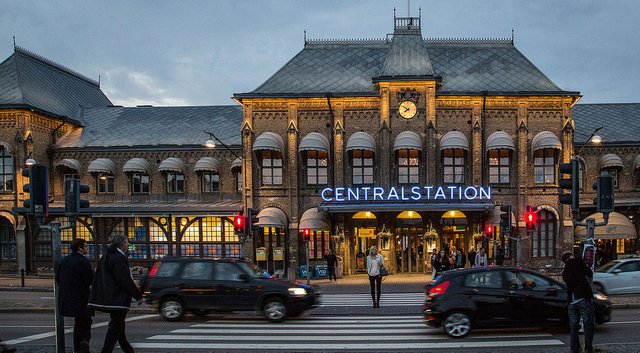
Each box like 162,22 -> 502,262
56,105 -> 242,148
379,28 -> 435,78
0,46 -> 111,121
572,103 -> 640,144
236,37 -> 575,98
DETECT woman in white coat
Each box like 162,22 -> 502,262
366,245 -> 384,308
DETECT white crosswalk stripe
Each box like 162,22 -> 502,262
132,314 -> 565,351
319,292 -> 424,306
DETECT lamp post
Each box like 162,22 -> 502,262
203,130 -> 242,160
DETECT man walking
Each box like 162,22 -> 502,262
89,235 -> 143,353
562,251 -> 594,353
56,238 -> 94,353
325,249 -> 338,282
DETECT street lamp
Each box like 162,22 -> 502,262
203,130 -> 242,160
575,126 -> 603,157
25,154 -> 36,166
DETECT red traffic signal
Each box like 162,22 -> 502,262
485,225 -> 493,237
234,215 -> 245,234
525,206 -> 536,231
302,228 -> 311,241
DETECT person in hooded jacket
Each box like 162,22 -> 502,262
88,235 -> 143,353
56,238 -> 94,353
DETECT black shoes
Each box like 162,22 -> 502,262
372,302 -> 380,308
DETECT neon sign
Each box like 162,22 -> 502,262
320,186 -> 491,203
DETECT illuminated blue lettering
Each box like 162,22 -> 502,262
361,187 -> 371,200
387,187 -> 399,200
424,186 -> 433,199
400,187 -> 410,201
411,187 -> 421,200
347,188 -> 360,201
464,186 -> 478,200
448,186 -> 456,199
335,187 -> 345,201
373,187 -> 384,201
434,187 -> 446,199
479,186 -> 491,199
321,188 -> 333,202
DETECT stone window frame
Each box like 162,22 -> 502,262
0,148 -> 14,192
442,148 -> 466,184
533,148 -> 557,184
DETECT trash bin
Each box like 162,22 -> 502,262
336,256 -> 344,278
315,264 -> 328,278
298,265 -> 314,279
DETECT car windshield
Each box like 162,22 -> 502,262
596,261 -> 618,273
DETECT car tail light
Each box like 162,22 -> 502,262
148,262 -> 161,278
428,280 -> 450,297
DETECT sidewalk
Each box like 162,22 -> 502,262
1,273 -> 639,313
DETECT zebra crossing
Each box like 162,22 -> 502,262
318,292 -> 424,306
131,314 -> 565,351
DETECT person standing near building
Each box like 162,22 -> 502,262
439,250 -> 451,272
325,249 -> 338,282
562,252 -> 594,353
89,235 -> 143,353
467,247 -> 476,268
475,247 -> 487,267
366,246 -> 384,308
430,249 -> 440,278
56,238 -> 94,353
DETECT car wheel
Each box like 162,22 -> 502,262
593,282 -> 606,294
443,312 -> 472,338
160,297 -> 184,322
263,298 -> 287,323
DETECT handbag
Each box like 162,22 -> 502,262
379,265 -> 389,276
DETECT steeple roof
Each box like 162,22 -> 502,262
378,16 -> 435,80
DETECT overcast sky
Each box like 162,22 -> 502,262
2,0 -> 639,107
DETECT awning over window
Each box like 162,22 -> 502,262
299,207 -> 331,230
253,132 -> 285,153
231,157 -> 242,171
633,155 -> 640,170
299,132 -> 330,153
255,207 -> 288,227
158,157 -> 186,173
486,131 -> 515,151
393,131 -> 422,151
194,157 -> 221,172
54,158 -> 82,173
599,154 -> 624,169
440,131 -> 469,151
575,212 -> 637,240
346,132 -> 375,152
123,158 -> 151,174
87,158 -> 116,174
531,131 -> 562,152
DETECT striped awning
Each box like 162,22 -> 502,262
123,158 -> 151,174
575,212 -> 636,240
253,132 -> 285,153
158,157 -> 186,173
54,158 -> 82,173
346,132 -> 375,152
394,131 -> 422,151
231,157 -> 242,171
599,154 -> 624,169
87,158 -> 116,174
532,131 -> 562,151
255,207 -> 288,227
194,157 -> 221,172
299,132 -> 330,153
440,131 -> 469,151
486,131 -> 515,151
299,207 -> 331,230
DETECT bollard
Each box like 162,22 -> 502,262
20,269 -> 25,287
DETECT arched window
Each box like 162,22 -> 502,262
533,149 -> 556,184
442,149 -> 465,184
260,150 -> 283,185
488,149 -> 510,184
201,172 -> 220,193
0,148 -> 14,192
305,150 -> 328,185
532,209 -> 557,258
131,173 -> 150,194
0,217 -> 16,260
96,174 -> 115,194
166,172 -> 185,193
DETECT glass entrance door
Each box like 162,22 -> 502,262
395,226 -> 424,273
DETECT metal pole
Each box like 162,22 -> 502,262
305,240 -> 310,286
51,222 -> 65,353
583,218 -> 597,275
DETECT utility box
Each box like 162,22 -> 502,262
273,247 -> 284,261
256,247 -> 267,261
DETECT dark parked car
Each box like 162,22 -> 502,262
423,266 -> 611,338
140,257 -> 319,322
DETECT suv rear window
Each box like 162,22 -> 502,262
156,262 -> 181,277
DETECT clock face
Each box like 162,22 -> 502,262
399,100 -> 417,119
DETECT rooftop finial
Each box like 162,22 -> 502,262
13,35 -> 16,49
511,28 -> 515,43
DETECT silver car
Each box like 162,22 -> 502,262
593,258 -> 640,294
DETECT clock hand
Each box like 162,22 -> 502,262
403,106 -> 410,112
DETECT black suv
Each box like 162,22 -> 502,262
140,257 -> 319,322
424,266 -> 611,338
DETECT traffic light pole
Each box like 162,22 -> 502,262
39,221 -> 73,353
304,239 -> 310,285
574,215 -> 608,274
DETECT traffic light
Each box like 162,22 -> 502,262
22,164 -> 49,222
499,205 -> 512,233
559,159 -> 580,218
64,179 -> 90,216
485,225 -> 493,238
234,215 -> 245,235
525,206 -> 536,231
593,174 -> 614,214
302,228 -> 311,241
245,208 -> 256,235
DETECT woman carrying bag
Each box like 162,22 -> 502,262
366,246 -> 385,308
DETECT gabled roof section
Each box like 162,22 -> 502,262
378,16 -> 435,79
56,105 -> 242,148
573,103 -> 640,144
0,46 -> 112,121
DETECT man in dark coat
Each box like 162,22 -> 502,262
562,251 -> 594,353
467,247 -> 476,268
56,238 -> 94,353
89,235 -> 143,353
325,249 -> 338,282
